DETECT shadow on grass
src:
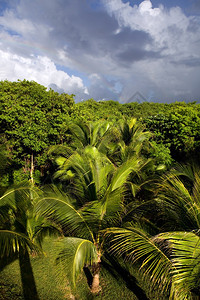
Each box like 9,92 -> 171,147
103,252 -> 149,300
0,253 -> 18,271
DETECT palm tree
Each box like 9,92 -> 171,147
37,146 -> 144,294
67,120 -> 111,152
48,120 -> 112,184
0,182 -> 60,300
106,163 -> 200,299
107,118 -> 151,166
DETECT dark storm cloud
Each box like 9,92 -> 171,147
171,57 -> 200,67
108,28 -> 158,65
13,0 -> 156,69
116,48 -> 161,64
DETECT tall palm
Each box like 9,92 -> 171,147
37,146 -> 143,294
107,118 -> 151,165
106,164 -> 200,299
0,182 -> 60,300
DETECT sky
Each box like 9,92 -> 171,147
0,0 -> 200,103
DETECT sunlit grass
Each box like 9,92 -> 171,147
0,236 -> 137,300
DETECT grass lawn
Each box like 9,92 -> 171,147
0,237 -> 138,299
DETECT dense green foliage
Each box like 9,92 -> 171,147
1,80 -> 200,299
144,103 -> 200,160
0,80 -> 200,184
0,80 -> 76,184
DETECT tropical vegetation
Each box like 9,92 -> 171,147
1,79 -> 200,299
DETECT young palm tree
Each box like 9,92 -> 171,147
37,146 -> 144,294
0,182 -> 60,300
67,120 -> 111,151
107,118 -> 151,165
106,164 -> 200,299
48,120 -> 112,183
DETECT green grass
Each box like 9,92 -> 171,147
0,237 -> 138,300
0,237 -> 66,300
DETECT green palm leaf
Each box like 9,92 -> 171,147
0,230 -> 41,258
56,237 -> 98,287
37,188 -> 95,242
0,182 -> 39,210
68,120 -> 111,150
157,172 -> 200,230
27,214 -> 62,246
106,225 -> 173,294
98,156 -> 144,221
110,156 -> 142,192
158,232 -> 200,299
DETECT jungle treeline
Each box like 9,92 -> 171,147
1,79 -> 200,300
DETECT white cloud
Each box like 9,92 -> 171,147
0,10 -> 36,35
104,0 -> 192,50
103,0 -> 200,101
139,0 -> 160,16
0,50 -> 88,95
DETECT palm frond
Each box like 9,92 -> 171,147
110,156 -> 142,192
0,182 -> 40,211
158,231 -> 200,299
82,156 -> 143,224
27,214 -> 62,246
48,144 -> 73,158
0,230 -> 41,258
106,225 -> 173,294
68,120 -> 111,151
192,171 -> 200,208
157,173 -> 200,230
36,188 -> 95,242
55,146 -> 114,205
80,190 -> 122,231
56,237 -> 97,287
68,121 -> 90,148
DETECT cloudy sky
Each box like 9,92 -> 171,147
0,0 -> 200,103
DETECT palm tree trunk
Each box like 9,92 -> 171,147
91,255 -> 101,294
30,153 -> 34,184
19,244 -> 39,300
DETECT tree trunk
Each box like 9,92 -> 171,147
30,153 -> 34,184
91,255 -> 101,294
19,244 -> 39,300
